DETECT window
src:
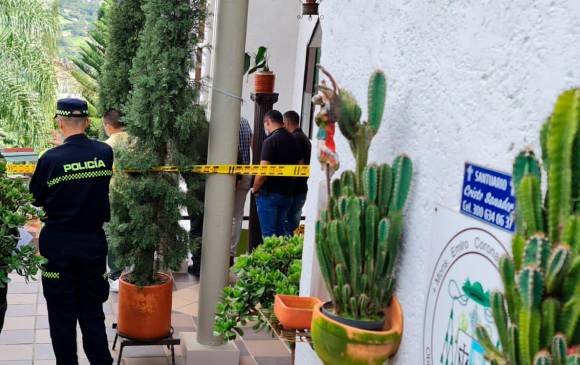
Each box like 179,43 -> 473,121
300,21 -> 322,139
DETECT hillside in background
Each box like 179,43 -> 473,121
59,0 -> 101,60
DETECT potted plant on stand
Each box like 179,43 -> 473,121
0,159 -> 46,333
475,89 -> 579,363
105,0 -> 207,341
312,69 -> 412,364
244,46 -> 275,94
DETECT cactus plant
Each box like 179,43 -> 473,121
315,70 -> 413,321
476,89 -> 580,363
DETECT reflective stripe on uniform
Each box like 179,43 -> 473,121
47,170 -> 113,187
42,271 -> 60,280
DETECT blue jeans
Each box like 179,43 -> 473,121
285,192 -> 307,235
256,192 -> 293,237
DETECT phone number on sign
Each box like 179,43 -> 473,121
462,200 -> 515,231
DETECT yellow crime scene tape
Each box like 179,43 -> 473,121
6,163 -> 310,177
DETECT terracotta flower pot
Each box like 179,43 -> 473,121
274,295 -> 321,330
254,71 -> 276,94
117,273 -> 173,340
311,296 -> 404,365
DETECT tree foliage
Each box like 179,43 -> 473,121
70,0 -> 110,115
107,0 -> 207,286
70,0 -> 111,138
99,0 -> 144,114
0,0 -> 59,148
0,159 -> 46,288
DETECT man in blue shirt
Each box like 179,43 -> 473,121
30,99 -> 114,365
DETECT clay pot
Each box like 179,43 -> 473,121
274,295 -> 321,330
254,71 -> 276,94
311,296 -> 404,365
117,273 -> 173,340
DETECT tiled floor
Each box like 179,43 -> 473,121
0,272 -> 291,365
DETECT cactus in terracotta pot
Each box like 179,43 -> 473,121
315,70 -> 413,321
476,89 -> 580,364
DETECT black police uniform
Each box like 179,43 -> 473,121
30,100 -> 114,365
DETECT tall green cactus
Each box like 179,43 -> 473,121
315,70 -> 413,320
477,89 -> 580,363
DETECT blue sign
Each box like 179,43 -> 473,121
460,162 -> 516,232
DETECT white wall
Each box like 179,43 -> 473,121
241,0 -> 301,123
297,0 -> 580,364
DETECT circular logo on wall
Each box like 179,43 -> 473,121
422,226 -> 508,365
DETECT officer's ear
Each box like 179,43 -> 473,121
56,117 -> 65,131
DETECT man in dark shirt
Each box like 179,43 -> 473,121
30,98 -> 114,365
283,111 -> 311,235
251,110 -> 300,237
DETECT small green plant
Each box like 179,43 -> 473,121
0,158 -> 46,332
243,46 -> 270,77
0,159 -> 46,288
214,235 -> 303,341
315,70 -> 413,321
476,89 -> 579,364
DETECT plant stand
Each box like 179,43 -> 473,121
112,323 -> 180,365
257,308 -> 313,364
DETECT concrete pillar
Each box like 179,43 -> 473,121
199,0 -> 216,113
248,92 -> 279,251
196,0 -> 249,347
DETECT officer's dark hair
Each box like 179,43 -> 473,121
103,109 -> 124,129
283,110 -> 300,126
264,110 -> 284,125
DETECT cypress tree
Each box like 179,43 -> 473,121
109,0 -> 207,286
99,0 -> 145,113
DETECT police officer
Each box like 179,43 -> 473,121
30,98 -> 114,365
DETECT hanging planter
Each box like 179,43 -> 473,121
311,297 -> 404,365
302,0 -> 319,16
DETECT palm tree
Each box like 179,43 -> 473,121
0,0 -> 59,148
70,0 -> 111,118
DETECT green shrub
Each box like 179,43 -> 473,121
0,160 -> 46,288
214,236 -> 303,341
104,0 -> 207,286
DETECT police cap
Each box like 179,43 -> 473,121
55,98 -> 89,118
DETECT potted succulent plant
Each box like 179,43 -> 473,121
476,89 -> 579,364
214,236 -> 303,340
0,159 -> 45,333
244,46 -> 275,94
311,69 -> 411,364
